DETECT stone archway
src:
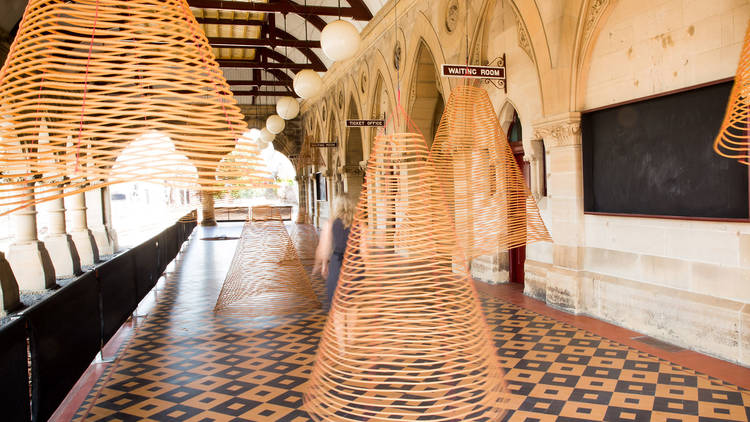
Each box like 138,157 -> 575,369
407,40 -> 444,148
369,72 -> 391,154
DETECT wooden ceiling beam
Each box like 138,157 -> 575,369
226,79 -> 292,87
187,0 -> 371,20
233,88 -> 299,98
195,17 -> 265,26
217,59 -> 323,71
207,36 -> 320,49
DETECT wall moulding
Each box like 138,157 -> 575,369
509,3 -> 535,64
533,112 -> 582,148
580,0 -> 611,57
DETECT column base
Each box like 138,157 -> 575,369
6,241 -> 57,292
91,226 -> 115,256
0,252 -> 21,316
44,234 -> 82,279
71,229 -> 100,267
524,259 -> 584,314
200,218 -> 217,227
470,253 -> 509,285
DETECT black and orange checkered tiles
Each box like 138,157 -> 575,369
74,223 -> 750,422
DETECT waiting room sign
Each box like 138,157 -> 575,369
442,64 -> 505,79
441,55 -> 507,92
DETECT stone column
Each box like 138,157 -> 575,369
0,252 -> 21,316
43,195 -> 81,278
342,165 -> 364,204
532,112 -> 584,313
308,174 -> 315,224
199,191 -> 217,226
86,188 -> 114,256
523,138 -> 547,201
296,175 -> 308,224
101,185 -> 119,252
7,187 -> 57,291
68,191 -> 100,267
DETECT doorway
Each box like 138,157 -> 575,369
506,109 -> 529,284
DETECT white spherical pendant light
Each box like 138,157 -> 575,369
320,20 -> 360,62
293,69 -> 323,99
266,114 -> 285,134
276,97 -> 300,120
259,128 -> 275,144
247,128 -> 261,141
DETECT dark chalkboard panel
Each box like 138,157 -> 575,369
582,80 -> 749,219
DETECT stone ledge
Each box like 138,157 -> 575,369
525,258 -> 748,366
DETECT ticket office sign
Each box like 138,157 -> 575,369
346,119 -> 385,127
311,142 -> 338,148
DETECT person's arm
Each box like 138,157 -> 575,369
313,219 -> 334,277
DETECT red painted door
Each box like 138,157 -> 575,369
509,144 -> 529,284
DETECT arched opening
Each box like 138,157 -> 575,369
408,41 -> 444,148
344,95 -> 365,202
258,147 -> 299,213
110,131 -> 197,247
369,73 -> 390,156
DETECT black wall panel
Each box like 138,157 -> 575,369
0,317 -> 31,422
96,252 -> 137,344
27,273 -> 101,422
133,238 -> 159,301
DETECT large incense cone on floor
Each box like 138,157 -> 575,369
213,219 -> 320,317
304,130 -> 507,421
429,85 -> 551,259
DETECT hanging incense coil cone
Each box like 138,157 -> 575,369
429,85 -> 551,259
304,131 -> 508,422
0,0 -> 272,215
213,219 -> 321,317
714,22 -> 750,165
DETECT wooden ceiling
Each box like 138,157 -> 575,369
187,0 -> 375,103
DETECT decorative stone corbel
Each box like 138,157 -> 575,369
342,164 -> 364,176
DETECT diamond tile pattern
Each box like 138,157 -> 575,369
74,223 -> 750,421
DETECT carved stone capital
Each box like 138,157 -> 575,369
342,164 -> 364,176
533,113 -> 582,148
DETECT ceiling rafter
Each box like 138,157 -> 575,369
191,1 -> 374,105
198,16 -> 327,72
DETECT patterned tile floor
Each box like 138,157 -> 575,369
71,223 -> 750,421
